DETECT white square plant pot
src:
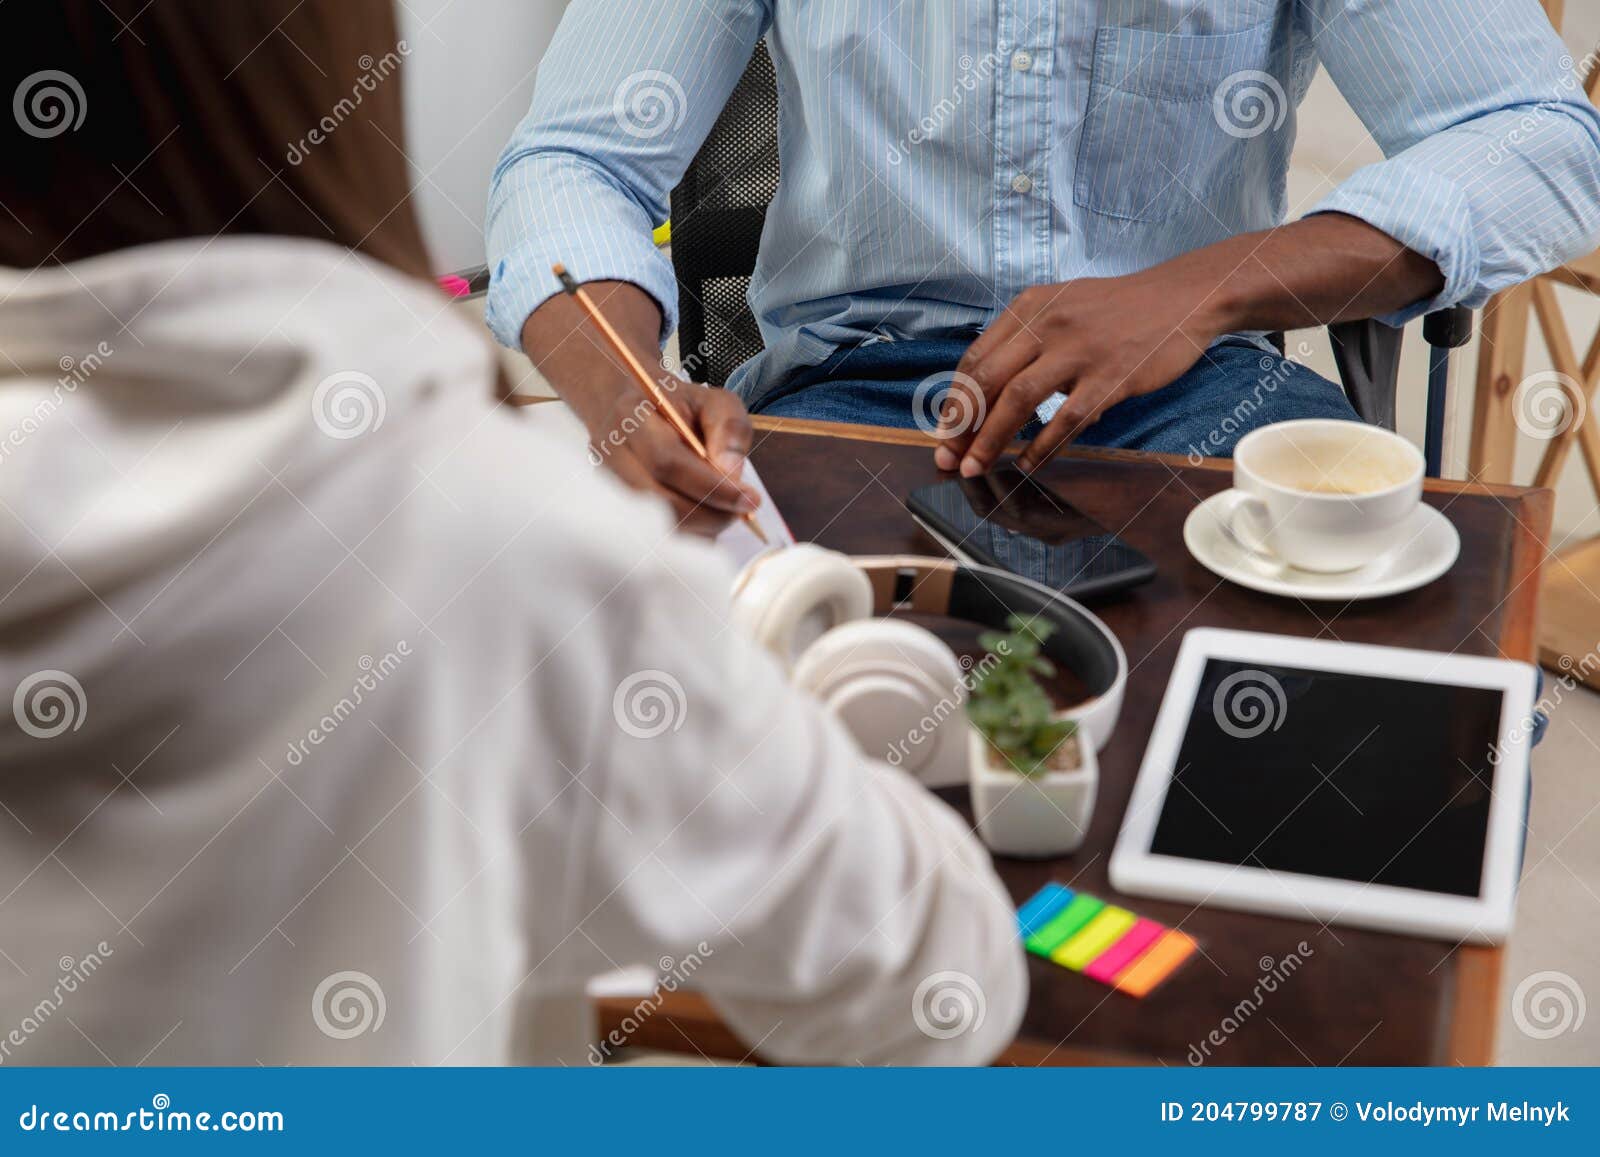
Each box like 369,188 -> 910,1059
969,719 -> 1098,859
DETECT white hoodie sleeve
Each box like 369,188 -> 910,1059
562,523 -> 1028,1066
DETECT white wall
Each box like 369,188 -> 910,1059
399,0 -> 569,274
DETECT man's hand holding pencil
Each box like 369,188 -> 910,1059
522,273 -> 760,538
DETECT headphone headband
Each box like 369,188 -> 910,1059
849,555 -> 1125,701
732,548 -> 1127,752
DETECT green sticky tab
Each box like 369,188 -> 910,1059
1024,893 -> 1104,956
1051,906 -> 1136,972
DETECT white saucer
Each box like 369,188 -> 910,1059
1183,491 -> 1461,601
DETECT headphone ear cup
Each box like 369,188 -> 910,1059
792,619 -> 971,789
730,544 -> 873,670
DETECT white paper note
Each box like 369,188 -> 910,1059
716,460 -> 795,567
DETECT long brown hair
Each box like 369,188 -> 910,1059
0,0 -> 432,279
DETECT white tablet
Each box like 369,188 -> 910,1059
1109,628 -> 1537,944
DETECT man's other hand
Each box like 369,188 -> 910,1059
933,214 -> 1448,478
935,270 -> 1222,477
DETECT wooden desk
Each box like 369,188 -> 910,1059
598,417 -> 1554,1066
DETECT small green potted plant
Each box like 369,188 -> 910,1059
967,616 -> 1097,857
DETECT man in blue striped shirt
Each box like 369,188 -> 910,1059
488,1 -> 1600,528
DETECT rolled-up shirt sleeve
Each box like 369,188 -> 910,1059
484,0 -> 770,351
1304,0 -> 1600,326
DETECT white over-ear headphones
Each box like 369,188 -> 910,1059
732,544 -> 970,787
732,545 -> 1127,789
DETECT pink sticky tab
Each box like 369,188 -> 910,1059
438,274 -> 472,298
1084,917 -> 1166,985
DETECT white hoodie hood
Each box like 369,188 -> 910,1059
0,238 -> 490,628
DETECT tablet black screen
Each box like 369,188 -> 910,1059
1149,659 -> 1504,898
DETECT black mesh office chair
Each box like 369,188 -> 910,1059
670,42 -> 1471,475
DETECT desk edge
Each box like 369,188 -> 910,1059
750,415 -> 1545,499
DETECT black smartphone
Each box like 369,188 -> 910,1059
905,467 -> 1156,599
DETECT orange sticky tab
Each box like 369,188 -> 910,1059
1113,930 -> 1196,998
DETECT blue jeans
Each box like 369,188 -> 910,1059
751,337 -> 1361,457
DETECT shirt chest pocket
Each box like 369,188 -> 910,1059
1074,22 -> 1279,223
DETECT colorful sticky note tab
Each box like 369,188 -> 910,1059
1083,917 -> 1166,985
1051,906 -> 1136,972
1016,884 -> 1074,940
1014,883 -> 1200,997
1024,893 -> 1103,957
1114,930 -> 1197,998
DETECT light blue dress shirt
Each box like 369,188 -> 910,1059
487,0 -> 1600,410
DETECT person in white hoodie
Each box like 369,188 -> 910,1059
0,0 -> 1025,1066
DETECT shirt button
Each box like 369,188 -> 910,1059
1011,173 -> 1034,194
1011,51 -> 1034,72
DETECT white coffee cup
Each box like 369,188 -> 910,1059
1215,419 -> 1425,573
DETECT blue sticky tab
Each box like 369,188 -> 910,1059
1016,883 -> 1074,939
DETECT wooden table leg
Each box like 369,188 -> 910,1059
1447,946 -> 1506,1065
